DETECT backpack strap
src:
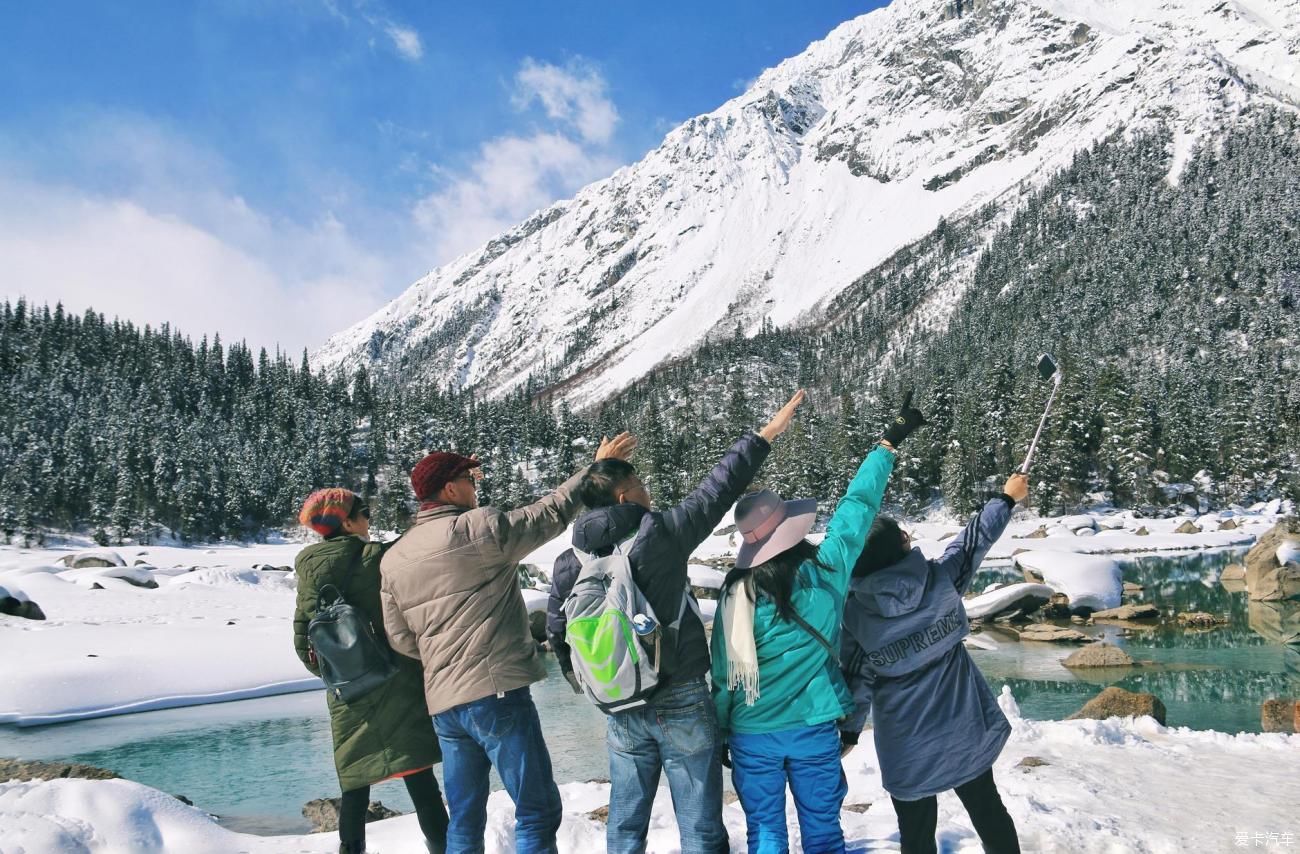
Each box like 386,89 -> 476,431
787,608 -> 839,666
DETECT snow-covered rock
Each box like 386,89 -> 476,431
61,549 -> 127,569
1278,540 -> 1300,566
168,567 -> 292,590
1062,515 -> 1097,533
1015,551 -> 1122,612
59,565 -> 159,589
965,582 -> 1054,621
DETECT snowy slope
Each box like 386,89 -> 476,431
315,0 -> 1300,406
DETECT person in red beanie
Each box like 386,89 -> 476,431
380,434 -> 635,854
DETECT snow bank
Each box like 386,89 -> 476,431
1014,551 -> 1122,612
168,567 -> 295,590
5,692 -> 1299,853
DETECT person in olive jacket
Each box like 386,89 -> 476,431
293,488 -> 448,854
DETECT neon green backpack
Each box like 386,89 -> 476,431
562,537 -> 697,713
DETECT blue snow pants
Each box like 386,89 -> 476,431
729,721 -> 847,854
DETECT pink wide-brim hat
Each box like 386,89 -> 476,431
734,489 -> 818,570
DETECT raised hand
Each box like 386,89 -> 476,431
595,432 -> 638,462
758,390 -> 807,443
881,389 -> 929,448
1002,473 -> 1030,503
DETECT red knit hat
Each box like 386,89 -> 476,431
410,452 -> 480,501
299,488 -> 359,537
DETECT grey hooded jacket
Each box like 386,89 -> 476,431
840,495 -> 1014,800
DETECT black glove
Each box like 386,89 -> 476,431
719,743 -> 732,769
881,389 -> 929,447
562,669 -> 582,694
839,729 -> 859,747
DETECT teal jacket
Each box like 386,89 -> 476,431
711,445 -> 896,735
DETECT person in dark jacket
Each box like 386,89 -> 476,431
293,488 -> 449,854
546,390 -> 807,854
840,473 -> 1030,854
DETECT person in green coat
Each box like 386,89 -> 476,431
294,488 -> 449,854
711,393 -> 927,853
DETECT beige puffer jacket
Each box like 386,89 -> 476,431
380,468 -> 587,716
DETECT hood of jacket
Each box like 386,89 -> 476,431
572,503 -> 648,555
853,548 -> 931,617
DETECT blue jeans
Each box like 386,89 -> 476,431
432,687 -> 563,854
729,721 -> 847,854
606,677 -> 727,854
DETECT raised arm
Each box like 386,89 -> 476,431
937,473 -> 1027,594
659,391 -> 804,556
817,390 -> 928,593
491,434 -> 637,563
814,444 -> 897,590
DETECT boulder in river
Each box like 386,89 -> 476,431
1068,687 -> 1166,725
1176,611 -> 1227,628
1062,643 -> 1134,668
1261,699 -> 1298,733
303,797 -> 402,833
1018,624 -> 1092,643
1134,526 -> 1150,536
1221,564 -> 1247,582
1174,520 -> 1201,534
0,758 -> 119,781
1091,603 -> 1160,623
1244,521 -> 1300,601
1023,526 -> 1049,540
1218,519 -> 1239,531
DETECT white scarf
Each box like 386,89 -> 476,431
723,574 -> 760,706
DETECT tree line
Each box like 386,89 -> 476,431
1,110 -> 1296,545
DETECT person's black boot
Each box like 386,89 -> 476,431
338,841 -> 365,854
425,838 -> 447,854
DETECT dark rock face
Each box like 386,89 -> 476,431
1068,687 -> 1167,726
0,758 -> 119,781
0,596 -> 45,620
302,797 -> 403,833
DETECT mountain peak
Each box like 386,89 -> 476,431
315,0 -> 1300,407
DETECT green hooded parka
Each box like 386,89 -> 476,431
293,534 -> 441,792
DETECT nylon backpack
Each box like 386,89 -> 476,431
308,583 -> 398,703
562,537 -> 700,713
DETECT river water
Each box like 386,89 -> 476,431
2,549 -> 1297,834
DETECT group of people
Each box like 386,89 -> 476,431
293,389 -> 1027,854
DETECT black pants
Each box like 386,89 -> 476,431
339,767 -> 449,849
891,768 -> 1020,854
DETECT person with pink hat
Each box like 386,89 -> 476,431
710,392 -> 929,853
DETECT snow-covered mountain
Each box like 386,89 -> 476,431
315,0 -> 1300,407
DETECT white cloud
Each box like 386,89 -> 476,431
0,172 -> 391,356
513,58 -> 619,144
385,25 -> 423,61
413,58 -> 623,265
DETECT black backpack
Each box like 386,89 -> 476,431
308,583 -> 398,703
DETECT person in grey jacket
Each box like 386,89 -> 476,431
840,473 -> 1029,854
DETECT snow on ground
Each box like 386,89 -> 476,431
2,692 -> 1297,853
0,505 -> 1287,727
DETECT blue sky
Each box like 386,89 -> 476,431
0,0 -> 885,353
